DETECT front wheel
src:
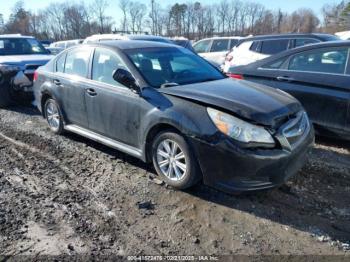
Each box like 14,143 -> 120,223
152,131 -> 201,189
44,98 -> 64,134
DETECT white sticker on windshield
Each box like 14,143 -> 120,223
0,41 -> 4,49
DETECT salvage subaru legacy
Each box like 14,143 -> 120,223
33,41 -> 314,193
0,34 -> 52,107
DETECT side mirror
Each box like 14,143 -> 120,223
113,68 -> 139,92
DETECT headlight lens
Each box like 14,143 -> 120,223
207,107 -> 275,145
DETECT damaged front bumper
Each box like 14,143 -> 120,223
0,65 -> 36,101
189,121 -> 315,194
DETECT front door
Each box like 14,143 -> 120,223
84,47 -> 142,148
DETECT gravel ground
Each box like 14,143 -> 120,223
0,106 -> 349,259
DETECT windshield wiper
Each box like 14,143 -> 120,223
160,82 -> 179,88
197,78 -> 219,83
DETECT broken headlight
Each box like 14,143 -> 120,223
207,107 -> 275,145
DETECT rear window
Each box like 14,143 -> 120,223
260,39 -> 289,55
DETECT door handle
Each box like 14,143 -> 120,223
86,88 -> 97,96
53,79 -> 62,86
277,76 -> 294,82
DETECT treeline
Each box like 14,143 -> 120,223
0,0 -> 349,41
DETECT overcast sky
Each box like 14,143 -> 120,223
0,0 -> 341,23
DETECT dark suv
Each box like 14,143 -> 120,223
33,41 -> 314,194
0,35 -> 52,107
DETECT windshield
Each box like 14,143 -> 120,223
125,47 -> 224,87
0,38 -> 48,55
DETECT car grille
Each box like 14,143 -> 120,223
275,111 -> 310,151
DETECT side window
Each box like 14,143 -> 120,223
249,41 -> 260,52
56,53 -> 66,73
92,48 -> 127,86
210,39 -> 229,52
64,48 -> 91,78
295,38 -> 319,48
288,47 -> 349,74
262,58 -> 286,69
193,40 -> 211,53
229,39 -> 239,49
260,39 -> 289,55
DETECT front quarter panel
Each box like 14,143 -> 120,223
139,90 -> 218,159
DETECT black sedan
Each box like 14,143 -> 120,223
227,41 -> 350,140
33,41 -> 314,194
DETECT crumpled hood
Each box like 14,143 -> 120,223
0,55 -> 53,67
158,78 -> 302,127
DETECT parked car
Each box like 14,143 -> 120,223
336,31 -> 350,40
83,34 -> 195,52
50,39 -> 83,49
193,36 -> 242,65
83,34 -> 173,44
227,41 -> 350,139
0,34 -> 53,107
170,38 -> 195,52
40,40 -> 52,47
222,33 -> 340,72
46,46 -> 64,55
33,41 -> 314,194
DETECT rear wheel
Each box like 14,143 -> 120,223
44,99 -> 64,134
152,131 -> 201,189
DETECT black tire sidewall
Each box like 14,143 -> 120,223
152,131 -> 200,189
44,98 -> 64,134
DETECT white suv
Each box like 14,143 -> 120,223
222,33 -> 340,72
193,37 -> 242,65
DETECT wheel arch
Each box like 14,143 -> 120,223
144,123 -> 182,163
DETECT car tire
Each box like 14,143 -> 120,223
44,98 -> 64,135
152,131 -> 201,189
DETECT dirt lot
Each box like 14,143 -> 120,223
0,105 -> 349,259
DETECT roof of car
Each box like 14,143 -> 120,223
94,40 -> 178,50
237,33 -> 339,44
0,34 -> 35,39
195,36 -> 243,42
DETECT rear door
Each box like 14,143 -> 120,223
53,47 -> 93,127
259,47 -> 350,132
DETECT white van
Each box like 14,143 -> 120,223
193,37 -> 242,65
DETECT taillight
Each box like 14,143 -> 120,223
226,73 -> 244,80
33,70 -> 38,82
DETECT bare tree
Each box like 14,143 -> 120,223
118,0 -> 129,32
216,0 -> 229,35
128,1 -> 146,33
92,0 -> 110,33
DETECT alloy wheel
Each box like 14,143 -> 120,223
156,139 -> 187,181
46,101 -> 60,131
